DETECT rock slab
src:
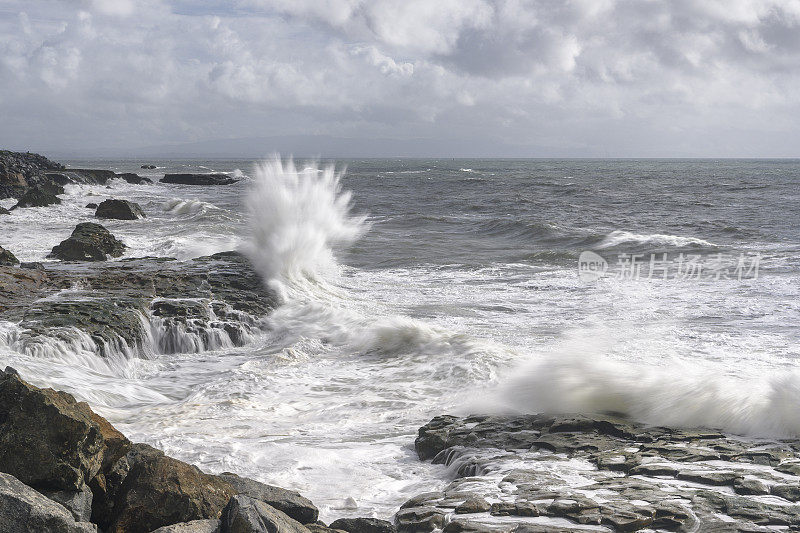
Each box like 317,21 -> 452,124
49,222 -> 126,261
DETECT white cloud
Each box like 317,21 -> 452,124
0,0 -> 799,155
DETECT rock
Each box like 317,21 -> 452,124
91,411 -> 132,471
0,150 -> 65,199
86,203 -> 98,209
217,473 -> 319,524
0,472 -> 96,533
676,470 -> 737,486
0,206 -> 10,215
628,463 -> 678,477
0,246 -> 19,265
454,497 -> 490,514
221,495 -> 310,533
40,483 -> 94,522
329,518 -> 396,533
48,222 -> 126,261
394,507 -> 446,532
116,173 -> 152,184
0,368 -> 105,490
161,173 -> 238,186
733,477 -> 770,495
149,519 -> 221,533
107,453 -> 235,533
58,169 -> 116,185
772,484 -> 800,501
305,525 -> 347,533
11,186 -> 61,208
141,165 -> 157,169
95,199 -> 146,220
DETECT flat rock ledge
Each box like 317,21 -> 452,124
0,368 -> 387,533
402,414 -> 800,533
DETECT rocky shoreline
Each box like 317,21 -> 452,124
2,150 -> 800,531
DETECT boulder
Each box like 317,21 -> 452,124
48,222 -> 126,261
0,206 -> 10,215
218,473 -> 319,524
86,203 -> 98,209
222,495 -> 310,533
149,519 -> 221,533
106,453 -> 235,533
95,199 -> 146,220
328,518 -> 396,533
0,472 -> 96,533
40,483 -> 94,522
117,173 -> 152,184
11,186 -> 61,208
141,165 -> 157,169
454,497 -> 490,514
0,246 -> 19,265
0,367 -> 105,490
161,174 -> 238,186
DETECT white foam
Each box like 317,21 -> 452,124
597,230 -> 716,249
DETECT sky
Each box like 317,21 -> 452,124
1,0 -> 800,157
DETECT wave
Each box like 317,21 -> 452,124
161,198 -> 219,216
595,230 -> 717,250
243,156 -> 368,301
498,347 -> 800,438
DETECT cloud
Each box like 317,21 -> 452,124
0,0 -> 799,155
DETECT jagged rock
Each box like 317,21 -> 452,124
733,477 -> 770,495
772,484 -> 800,501
0,206 -> 10,215
107,453 -> 235,533
676,470 -> 737,486
0,150 -> 65,199
162,173 -> 238,186
116,173 -> 152,184
40,483 -> 94,522
329,518 -> 396,533
11,186 -> 61,208
141,165 -> 157,169
221,495 -> 310,533
454,497 -> 490,514
86,203 -> 98,208
58,169 -> 116,184
0,368 -> 105,490
394,507 -> 446,532
0,246 -> 19,265
95,199 -> 146,220
218,473 -> 319,524
20,261 -> 44,270
48,222 -> 126,261
0,472 -> 96,533
149,519 -> 221,533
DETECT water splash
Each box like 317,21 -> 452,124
244,156 -> 368,302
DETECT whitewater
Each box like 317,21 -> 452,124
1,157 -> 799,519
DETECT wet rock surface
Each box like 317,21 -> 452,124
0,251 -> 276,357
0,245 -> 19,265
162,173 -> 239,186
95,198 -> 146,220
403,413 -> 800,532
11,185 -> 62,208
0,150 -> 64,199
49,222 -> 127,261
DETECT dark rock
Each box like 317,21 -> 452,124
0,150 -> 64,199
0,246 -> 19,265
95,199 -> 146,220
46,172 -> 73,185
141,165 -> 157,169
162,173 -> 238,186
454,497 -> 490,514
11,186 -> 61,208
20,261 -> 44,270
628,463 -> 678,477
222,495 -> 310,533
116,173 -> 152,184
107,453 -> 235,533
149,519 -> 221,533
40,483 -> 94,522
329,518 -> 396,533
0,368 -> 105,490
48,222 -> 126,261
0,472 -> 96,533
676,470 -> 737,486
0,206 -> 10,215
218,473 -> 319,524
305,525 -> 347,533
59,169 -> 116,185
772,484 -> 800,501
86,203 -> 98,209
490,502 -> 539,517
394,507 -> 446,532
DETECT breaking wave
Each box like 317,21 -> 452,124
596,230 -> 716,250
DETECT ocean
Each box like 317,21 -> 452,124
1,157 -> 799,520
